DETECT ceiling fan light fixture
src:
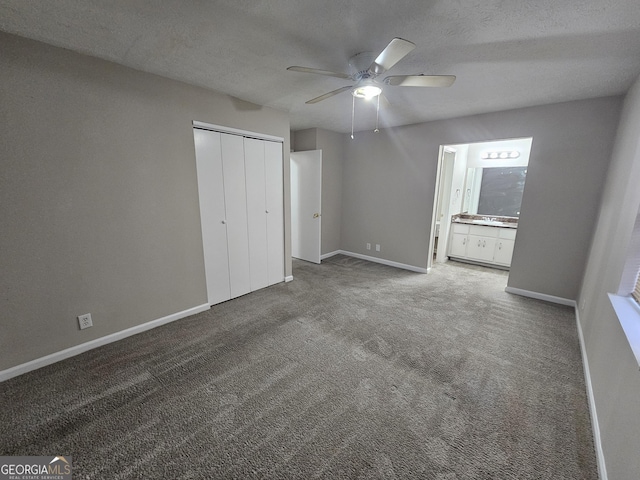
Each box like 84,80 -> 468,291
352,85 -> 382,99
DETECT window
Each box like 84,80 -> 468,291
633,273 -> 640,304
619,210 -> 640,300
609,210 -> 640,367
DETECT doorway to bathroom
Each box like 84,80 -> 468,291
427,137 -> 533,272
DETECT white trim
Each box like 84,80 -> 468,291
448,257 -> 510,271
285,275 -> 294,283
427,145 -> 446,271
505,286 -> 577,307
320,250 -> 341,260
0,303 -> 210,383
575,308 -> 608,480
335,250 -> 428,274
192,121 -> 284,143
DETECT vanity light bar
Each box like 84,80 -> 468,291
481,151 -> 520,159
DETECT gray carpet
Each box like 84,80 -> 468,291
0,256 -> 597,479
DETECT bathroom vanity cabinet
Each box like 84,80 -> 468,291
448,222 -> 517,268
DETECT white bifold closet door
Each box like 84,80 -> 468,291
221,134 -> 252,298
194,128 -> 284,307
244,137 -> 285,290
244,137 -> 270,291
193,129 -> 231,305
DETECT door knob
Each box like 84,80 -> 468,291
221,220 -> 226,224
313,213 -> 320,218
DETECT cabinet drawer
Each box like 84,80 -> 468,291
468,225 -> 499,238
452,223 -> 470,234
498,228 -> 517,240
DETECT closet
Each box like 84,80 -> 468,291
193,125 -> 284,306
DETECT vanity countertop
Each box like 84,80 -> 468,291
451,214 -> 518,229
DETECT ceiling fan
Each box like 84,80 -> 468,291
287,38 -> 456,105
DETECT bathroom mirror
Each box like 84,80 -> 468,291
462,166 -> 527,218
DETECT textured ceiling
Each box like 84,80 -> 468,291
1,0 -> 639,133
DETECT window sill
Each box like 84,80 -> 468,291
608,293 -> 640,369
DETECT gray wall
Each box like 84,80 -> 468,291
291,129 -> 317,152
0,32 -> 290,371
342,97 -> 621,300
577,74 -> 640,479
291,128 -> 344,256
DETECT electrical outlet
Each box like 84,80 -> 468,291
78,313 -> 93,330
366,243 -> 371,250
376,244 -> 381,252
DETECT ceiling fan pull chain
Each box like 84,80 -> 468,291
375,95 -> 380,133
351,94 -> 355,140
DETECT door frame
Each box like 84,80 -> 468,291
427,146 -> 457,270
290,150 -> 322,264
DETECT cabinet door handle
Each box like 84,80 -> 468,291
483,240 -> 486,247
221,220 -> 226,224
498,242 -> 502,250
478,240 -> 482,247
462,238 -> 466,245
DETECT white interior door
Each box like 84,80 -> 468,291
193,129 -> 231,305
290,150 -> 322,264
244,137 -> 269,291
265,140 -> 284,284
221,133 -> 251,298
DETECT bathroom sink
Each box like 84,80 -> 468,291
470,219 -> 506,226
454,218 -> 517,228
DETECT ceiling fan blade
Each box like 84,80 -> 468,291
306,86 -> 354,104
369,38 -> 416,74
383,75 -> 456,87
287,66 -> 351,79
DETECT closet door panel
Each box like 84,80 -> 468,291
193,129 -> 231,305
221,133 -> 251,298
265,140 -> 284,285
244,137 -> 269,291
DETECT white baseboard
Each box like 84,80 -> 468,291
284,275 -> 294,283
336,250 -> 428,274
505,286 -> 577,307
0,303 -> 210,383
320,250 -> 341,260
575,308 -> 608,480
